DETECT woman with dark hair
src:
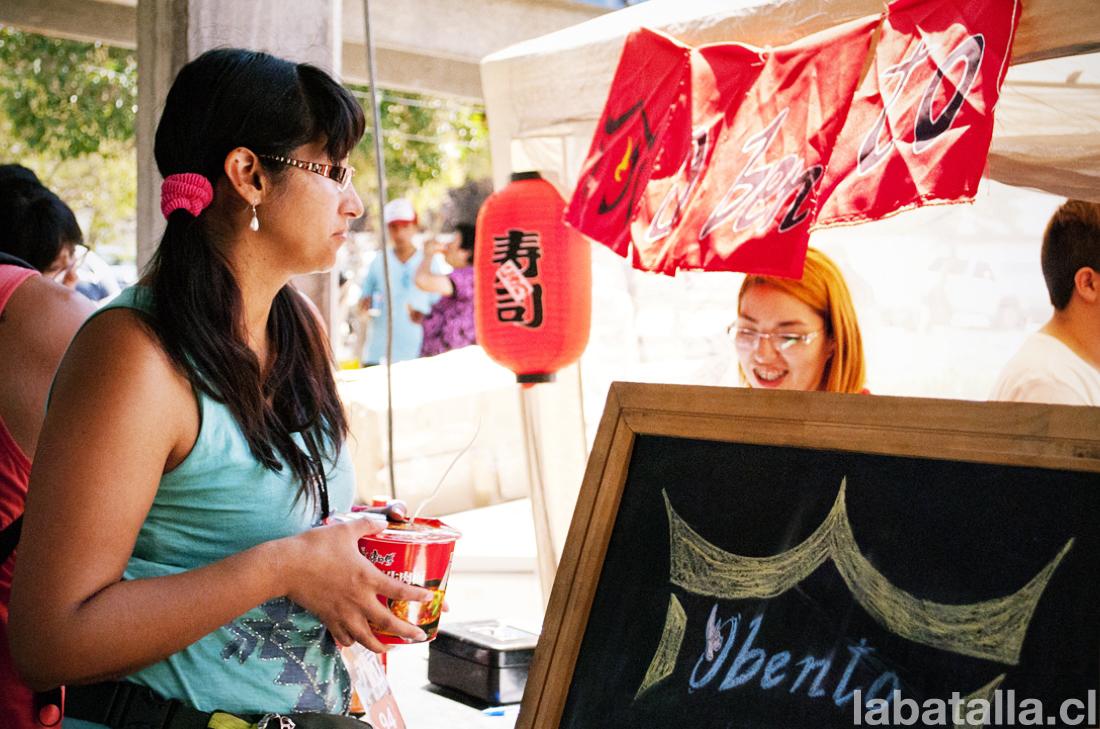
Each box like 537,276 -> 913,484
416,221 -> 477,357
0,164 -> 84,287
9,49 -> 432,728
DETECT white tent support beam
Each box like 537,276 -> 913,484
0,0 -> 135,49
0,0 -> 606,99
340,42 -> 483,101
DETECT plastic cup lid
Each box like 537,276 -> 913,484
367,518 -> 461,544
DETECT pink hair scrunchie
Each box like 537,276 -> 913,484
160,173 -> 214,219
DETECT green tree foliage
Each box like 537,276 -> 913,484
0,25 -> 490,250
349,88 -> 490,228
0,26 -> 138,253
0,26 -> 137,158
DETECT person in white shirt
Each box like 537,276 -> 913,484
991,200 -> 1100,406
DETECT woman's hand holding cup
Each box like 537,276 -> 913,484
280,519 -> 435,652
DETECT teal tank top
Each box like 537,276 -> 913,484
66,287 -> 355,728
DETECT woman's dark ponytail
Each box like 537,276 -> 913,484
145,49 -> 361,515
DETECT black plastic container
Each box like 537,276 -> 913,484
427,620 -> 540,704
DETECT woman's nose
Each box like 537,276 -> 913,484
751,335 -> 781,361
344,187 -> 365,219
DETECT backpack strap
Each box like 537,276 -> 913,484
0,252 -> 34,269
66,681 -> 372,729
0,515 -> 22,564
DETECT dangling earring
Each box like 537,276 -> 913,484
249,202 -> 260,232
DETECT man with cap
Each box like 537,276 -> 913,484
358,198 -> 438,366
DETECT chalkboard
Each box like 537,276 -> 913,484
517,383 -> 1100,729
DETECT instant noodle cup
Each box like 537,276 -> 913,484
355,517 -> 461,644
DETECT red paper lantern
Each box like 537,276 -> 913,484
474,171 -> 592,385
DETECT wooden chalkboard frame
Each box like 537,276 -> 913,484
516,382 -> 1100,729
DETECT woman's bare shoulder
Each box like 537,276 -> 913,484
2,276 -> 95,356
7,274 -> 95,315
56,302 -> 194,415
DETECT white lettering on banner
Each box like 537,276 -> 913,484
857,42 -> 932,175
913,34 -> 985,154
857,34 -> 988,173
645,127 -> 713,243
699,108 -> 823,243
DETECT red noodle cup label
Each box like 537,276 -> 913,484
356,517 -> 461,644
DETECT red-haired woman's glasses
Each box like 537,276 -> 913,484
727,325 -> 823,353
258,154 -> 355,191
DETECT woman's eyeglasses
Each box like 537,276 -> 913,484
727,325 -> 823,352
258,154 -> 356,192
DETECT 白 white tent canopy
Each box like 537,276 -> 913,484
481,0 -> 1100,202
478,0 -> 1100,587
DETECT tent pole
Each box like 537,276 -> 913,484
362,0 -> 396,499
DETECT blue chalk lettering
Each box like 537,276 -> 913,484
833,639 -> 874,707
761,651 -> 790,689
689,610 -> 740,691
683,606 -> 899,716
720,615 -> 766,690
791,654 -> 832,697
865,672 -> 901,704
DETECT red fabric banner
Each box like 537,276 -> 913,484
564,28 -> 692,257
566,0 -> 1019,277
815,0 -> 1022,227
635,17 -> 878,277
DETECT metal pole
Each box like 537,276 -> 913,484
362,0 -> 396,498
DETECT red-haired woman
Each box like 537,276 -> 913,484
729,247 -> 867,393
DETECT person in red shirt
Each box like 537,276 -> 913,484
0,173 -> 94,725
